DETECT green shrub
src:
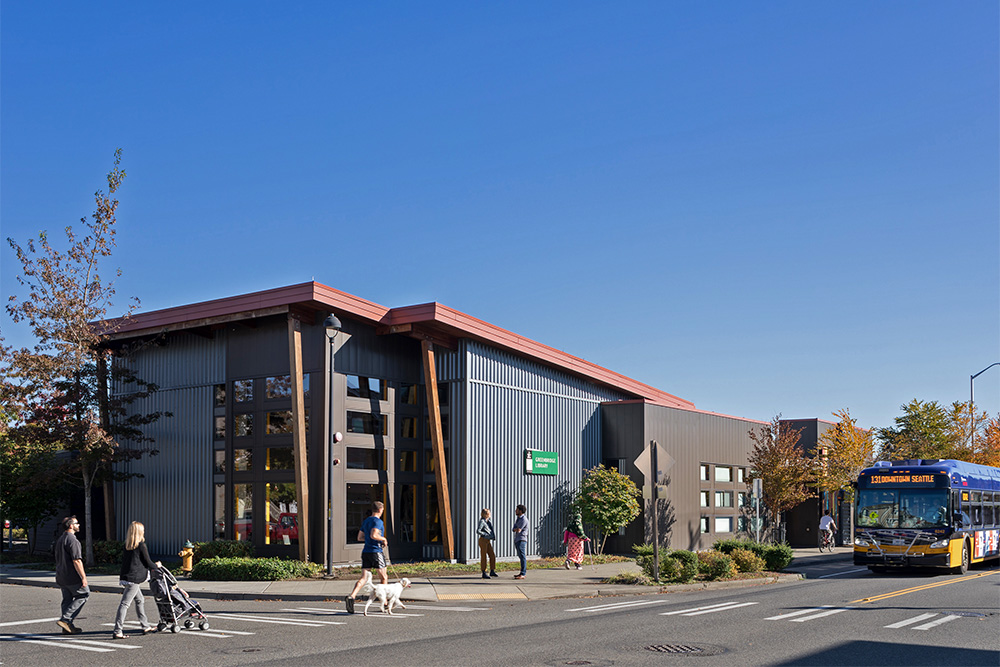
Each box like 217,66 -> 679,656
763,543 -> 794,572
192,540 -> 255,563
91,540 -> 124,564
713,538 -> 768,560
666,549 -> 699,583
730,547 -> 766,573
657,556 -> 682,581
605,570 -> 653,586
697,550 -> 736,580
190,557 -> 322,581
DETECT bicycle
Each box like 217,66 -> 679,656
819,530 -> 835,553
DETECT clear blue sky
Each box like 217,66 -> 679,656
2,2 -> 998,431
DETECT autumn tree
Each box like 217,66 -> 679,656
876,400 -> 957,461
572,464 -> 641,554
4,150 -> 167,565
812,409 -> 875,503
747,416 -> 813,542
976,416 -> 1000,467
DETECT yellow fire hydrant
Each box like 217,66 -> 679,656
178,540 -> 194,577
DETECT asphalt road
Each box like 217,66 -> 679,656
2,561 -> 997,666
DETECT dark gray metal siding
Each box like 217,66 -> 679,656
463,341 -> 627,562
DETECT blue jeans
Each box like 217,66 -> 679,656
59,584 -> 89,623
515,540 -> 527,576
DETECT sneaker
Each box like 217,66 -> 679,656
489,571 -> 498,578
57,620 -> 72,634
576,564 -> 583,570
513,574 -> 525,580
345,595 -> 355,614
70,624 -> 83,634
482,572 -> 489,579
564,559 -> 571,569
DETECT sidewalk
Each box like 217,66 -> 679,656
0,547 -> 852,604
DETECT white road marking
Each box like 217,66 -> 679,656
767,605 -> 837,621
789,607 -> 853,622
912,614 -> 960,631
104,621 -> 246,638
356,613 -> 424,617
568,599 -> 670,613
817,568 -> 868,579
661,601 -> 758,616
884,613 -> 938,629
66,638 -> 142,649
0,618 -> 60,627
212,613 -> 328,627
0,635 -> 113,652
391,605 -> 489,612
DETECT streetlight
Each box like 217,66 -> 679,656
970,362 -> 1000,447
324,314 -> 343,576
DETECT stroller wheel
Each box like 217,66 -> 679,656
199,621 -> 210,631
170,625 -> 180,633
157,623 -> 166,632
184,620 -> 194,629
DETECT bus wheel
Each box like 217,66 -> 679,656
953,541 -> 969,575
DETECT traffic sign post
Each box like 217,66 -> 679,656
633,440 -> 674,582
752,478 -> 763,543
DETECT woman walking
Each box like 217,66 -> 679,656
563,511 -> 588,570
476,508 -> 498,579
112,521 -> 159,638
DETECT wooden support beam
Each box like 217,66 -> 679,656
422,340 -> 454,561
288,316 -> 310,562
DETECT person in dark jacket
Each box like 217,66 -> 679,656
112,521 -> 159,638
476,508 -> 498,579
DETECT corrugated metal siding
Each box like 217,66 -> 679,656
462,341 -> 627,562
115,385 -> 214,555
115,332 -> 225,391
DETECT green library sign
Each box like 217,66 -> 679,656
524,449 -> 558,475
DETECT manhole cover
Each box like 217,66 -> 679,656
940,611 -> 986,618
647,644 -> 705,654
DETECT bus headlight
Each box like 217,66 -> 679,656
929,539 -> 948,549
854,537 -> 870,547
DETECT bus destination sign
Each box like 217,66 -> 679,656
861,472 -> 945,488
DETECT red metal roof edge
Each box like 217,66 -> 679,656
104,281 -> 694,409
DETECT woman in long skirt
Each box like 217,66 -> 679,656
563,512 -> 588,570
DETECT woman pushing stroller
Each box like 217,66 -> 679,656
112,521 -> 160,639
563,511 -> 589,570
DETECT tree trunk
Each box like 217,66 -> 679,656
83,468 -> 94,567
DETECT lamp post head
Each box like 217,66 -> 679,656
324,314 -> 342,338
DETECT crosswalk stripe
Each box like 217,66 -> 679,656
912,614 -> 960,631
661,601 -> 756,616
212,614 -> 327,627
0,617 -> 60,627
391,605 -> 489,612
681,602 -> 759,616
111,620 -> 255,636
356,613 -> 424,617
789,607 -> 853,622
884,613 -> 938,629
66,638 -> 143,649
568,599 -> 669,613
0,635 -> 113,652
766,606 -> 835,620
285,607 -> 347,615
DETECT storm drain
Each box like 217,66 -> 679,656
646,644 -> 705,654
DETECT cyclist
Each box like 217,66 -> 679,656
818,510 -> 837,549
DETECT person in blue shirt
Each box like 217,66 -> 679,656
345,501 -> 388,613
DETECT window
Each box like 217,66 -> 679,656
234,449 -> 252,471
738,492 -> 748,508
399,384 -> 419,406
347,483 -> 386,543
265,482 -> 297,546
234,484 -> 252,542
425,414 -> 450,440
214,384 -> 226,407
267,410 -> 293,434
266,448 -> 294,471
347,447 -> 387,470
714,516 -> 733,533
737,467 -> 745,484
700,464 -> 710,481
214,451 -> 226,474
347,375 -> 387,400
700,516 -> 710,533
700,491 -> 710,508
399,485 -> 416,542
425,448 -> 449,473
347,411 -> 387,435
234,414 -> 253,437
400,417 -> 420,439
234,379 -> 253,403
715,466 -> 732,483
214,416 -> 226,440
398,450 -> 418,473
214,483 -> 226,540
715,491 -> 734,508
426,485 -> 441,542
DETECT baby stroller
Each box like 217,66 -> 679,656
150,564 -> 210,633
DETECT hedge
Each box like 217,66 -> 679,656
192,540 -> 255,563
190,556 -> 323,581
712,538 -> 794,572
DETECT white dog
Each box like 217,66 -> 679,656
359,570 -> 412,616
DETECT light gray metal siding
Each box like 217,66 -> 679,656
115,385 -> 214,555
462,341 -> 627,562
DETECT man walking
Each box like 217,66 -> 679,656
54,516 -> 88,634
345,501 -> 389,613
512,504 -> 529,579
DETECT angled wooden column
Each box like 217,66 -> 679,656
288,315 -> 310,562
422,340 -> 454,561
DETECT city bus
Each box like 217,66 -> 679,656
854,459 -> 1000,574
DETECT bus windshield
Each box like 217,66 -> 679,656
856,489 -> 949,529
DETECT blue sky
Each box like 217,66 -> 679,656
2,2 -> 998,430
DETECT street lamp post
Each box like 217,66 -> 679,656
324,314 -> 343,576
970,362 -> 1000,447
